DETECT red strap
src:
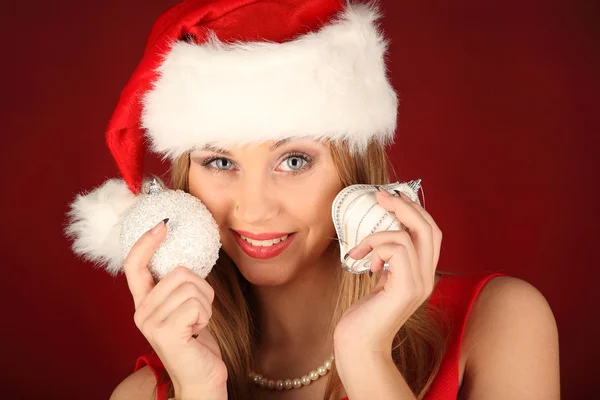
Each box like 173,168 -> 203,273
424,273 -> 505,399
134,353 -> 170,400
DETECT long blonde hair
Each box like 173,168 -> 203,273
154,141 -> 448,399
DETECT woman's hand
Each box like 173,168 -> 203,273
333,188 -> 443,356
123,220 -> 227,399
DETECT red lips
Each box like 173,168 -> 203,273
232,230 -> 296,259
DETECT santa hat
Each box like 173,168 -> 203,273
65,0 -> 398,270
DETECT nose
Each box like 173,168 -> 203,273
234,175 -> 280,225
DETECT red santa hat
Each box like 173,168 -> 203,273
66,0 -> 398,270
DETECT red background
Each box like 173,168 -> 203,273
2,0 -> 598,398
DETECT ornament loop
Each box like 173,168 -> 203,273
142,175 -> 168,195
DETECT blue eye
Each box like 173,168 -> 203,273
198,152 -> 312,175
281,156 -> 306,171
207,158 -> 234,170
278,152 -> 313,174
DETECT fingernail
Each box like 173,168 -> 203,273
394,190 -> 410,201
151,218 -> 169,234
378,189 -> 392,197
343,246 -> 357,260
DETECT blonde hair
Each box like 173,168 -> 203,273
154,141 -> 448,399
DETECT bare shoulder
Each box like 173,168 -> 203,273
460,276 -> 560,399
469,275 -> 557,329
109,366 -> 158,400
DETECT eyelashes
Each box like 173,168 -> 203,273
201,157 -> 232,170
197,151 -> 314,176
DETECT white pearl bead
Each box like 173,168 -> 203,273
249,354 -> 334,391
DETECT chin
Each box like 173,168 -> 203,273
233,258 -> 299,287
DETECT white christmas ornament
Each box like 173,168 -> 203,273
332,180 -> 423,274
119,178 -> 221,279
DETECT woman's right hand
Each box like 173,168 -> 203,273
123,219 -> 228,399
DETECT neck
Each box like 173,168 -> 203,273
249,250 -> 341,356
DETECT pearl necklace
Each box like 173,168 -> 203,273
249,355 -> 334,390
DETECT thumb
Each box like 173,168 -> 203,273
122,218 -> 169,309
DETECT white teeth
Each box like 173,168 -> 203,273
240,234 -> 289,247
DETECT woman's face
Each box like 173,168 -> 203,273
188,139 -> 343,286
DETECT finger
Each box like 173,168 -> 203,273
376,190 -> 430,239
394,191 -> 443,272
348,229 -> 412,257
348,231 -> 421,291
145,281 -> 212,326
349,230 -> 418,280
139,266 -> 215,320
369,251 -> 386,274
394,191 -> 440,230
370,243 -> 420,302
376,192 -> 434,287
123,219 -> 169,309
352,230 -> 412,273
164,297 -> 211,341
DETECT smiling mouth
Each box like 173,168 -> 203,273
232,230 -> 297,260
238,233 -> 291,247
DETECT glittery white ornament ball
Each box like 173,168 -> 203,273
119,180 -> 221,279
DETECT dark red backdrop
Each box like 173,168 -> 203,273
2,0 -> 598,398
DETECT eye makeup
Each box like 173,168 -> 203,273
191,150 -> 315,176
189,139 -> 326,176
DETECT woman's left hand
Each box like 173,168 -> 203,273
333,187 -> 443,355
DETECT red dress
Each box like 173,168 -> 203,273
134,273 -> 504,399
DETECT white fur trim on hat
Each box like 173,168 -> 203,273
141,3 -> 398,160
64,179 -> 138,275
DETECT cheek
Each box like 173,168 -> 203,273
188,169 -> 229,223
292,174 -> 341,230
199,193 -> 227,223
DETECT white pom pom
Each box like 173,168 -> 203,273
65,179 -> 137,275
120,188 -> 221,279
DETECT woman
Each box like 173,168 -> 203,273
66,0 -> 560,399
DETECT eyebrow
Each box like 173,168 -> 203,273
199,138 -> 292,156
